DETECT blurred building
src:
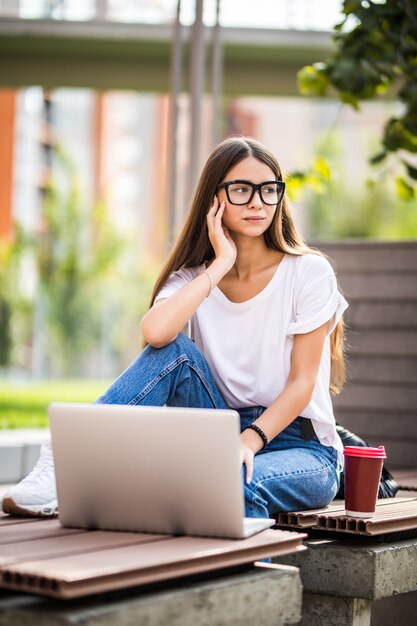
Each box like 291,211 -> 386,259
0,88 -> 395,255
0,1 -> 396,253
0,0 -> 400,378
0,0 -> 344,254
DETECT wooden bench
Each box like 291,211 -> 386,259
318,240 -> 417,470
274,241 -> 417,625
0,515 -> 305,625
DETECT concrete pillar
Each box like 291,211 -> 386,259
300,593 -> 372,626
187,0 -> 205,201
0,90 -> 16,240
211,0 -> 222,147
167,0 -> 183,248
95,0 -> 108,21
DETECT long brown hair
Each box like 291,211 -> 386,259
148,136 -> 346,394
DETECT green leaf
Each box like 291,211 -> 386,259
342,0 -> 363,16
297,64 -> 329,97
383,119 -> 417,152
369,150 -> 387,165
402,160 -> 417,181
395,176 -> 415,201
340,91 -> 360,110
285,178 -> 304,201
313,157 -> 331,181
305,174 -> 327,194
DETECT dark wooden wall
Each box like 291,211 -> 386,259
317,241 -> 417,469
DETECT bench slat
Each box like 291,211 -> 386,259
334,411 -> 416,440
342,330 -> 417,357
333,385 -> 417,411
0,527 -> 306,599
345,302 -> 417,329
336,274 -> 417,300
0,530 -> 170,566
318,241 -> 417,272
342,357 -> 417,384
0,519 -> 83,545
275,498 -> 417,536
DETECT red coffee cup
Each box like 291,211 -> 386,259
343,446 -> 387,518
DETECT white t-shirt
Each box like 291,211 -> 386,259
155,253 -> 348,458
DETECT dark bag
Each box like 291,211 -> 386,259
335,423 -> 399,499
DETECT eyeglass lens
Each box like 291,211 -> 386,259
227,182 -> 282,205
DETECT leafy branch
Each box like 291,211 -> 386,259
298,0 -> 417,198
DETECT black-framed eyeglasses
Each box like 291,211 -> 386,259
217,179 -> 285,206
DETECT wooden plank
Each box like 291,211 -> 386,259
315,499 -> 417,535
275,498 -> 417,535
343,330 -> 417,356
317,242 -> 417,272
275,500 -> 345,528
333,384 -> 417,411
0,515 -> 45,527
0,530 -> 169,566
347,441 -> 417,469
377,442 -> 417,469
344,356 -> 417,384
335,411 -> 417,441
345,302 -> 417,329
337,274 -> 417,300
0,529 -> 306,599
0,519 -> 82,544
334,410 -> 417,467
392,470 -> 417,490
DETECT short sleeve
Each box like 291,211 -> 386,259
287,257 -> 348,337
154,266 -> 202,339
154,267 -> 199,303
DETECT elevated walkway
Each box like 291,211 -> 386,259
0,18 -> 332,93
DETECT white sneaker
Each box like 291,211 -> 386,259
2,440 -> 58,517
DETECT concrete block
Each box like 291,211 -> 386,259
300,594 -> 372,626
0,445 -> 23,483
21,444 -> 41,478
371,590 -> 417,626
274,538 -> 417,600
0,564 -> 302,626
0,429 -> 48,483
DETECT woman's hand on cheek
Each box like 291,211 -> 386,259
207,197 -> 237,267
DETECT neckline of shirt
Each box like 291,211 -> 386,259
208,253 -> 290,308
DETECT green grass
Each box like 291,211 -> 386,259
0,380 -> 111,429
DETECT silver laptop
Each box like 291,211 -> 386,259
48,403 -> 274,539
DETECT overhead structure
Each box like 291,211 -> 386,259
0,2 -> 333,245
0,19 -> 332,95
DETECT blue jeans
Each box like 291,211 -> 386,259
96,334 -> 340,518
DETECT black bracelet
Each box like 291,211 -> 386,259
245,423 -> 268,450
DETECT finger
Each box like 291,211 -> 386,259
208,196 -> 219,214
214,201 -> 226,221
206,211 -> 216,230
245,455 -> 253,484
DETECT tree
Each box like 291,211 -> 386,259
298,0 -> 417,199
0,228 -> 30,368
34,146 -> 124,376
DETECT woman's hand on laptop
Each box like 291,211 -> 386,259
240,443 -> 254,484
240,430 -> 263,484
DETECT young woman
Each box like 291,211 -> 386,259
2,136 -> 348,519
